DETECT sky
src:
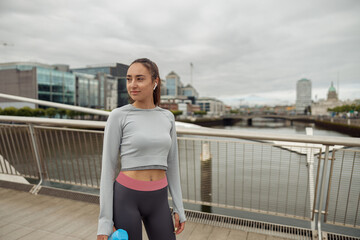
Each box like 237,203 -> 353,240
0,0 -> 359,106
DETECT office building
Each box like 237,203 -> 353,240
0,62 -> 75,109
182,84 -> 199,98
295,78 -> 312,115
74,72 -> 117,110
165,71 -> 183,97
196,97 -> 225,116
72,63 -> 129,107
0,62 -> 117,110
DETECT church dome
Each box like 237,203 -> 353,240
329,82 -> 336,92
327,82 -> 338,100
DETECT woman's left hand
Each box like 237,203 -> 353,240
173,212 -> 185,235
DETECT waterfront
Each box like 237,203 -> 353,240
214,118 -> 352,138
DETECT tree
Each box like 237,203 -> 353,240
194,110 -> 207,116
2,107 -> 17,115
33,108 -> 46,117
58,108 -> 67,118
45,108 -> 57,118
16,106 -> 33,116
170,110 -> 183,117
66,109 -> 77,119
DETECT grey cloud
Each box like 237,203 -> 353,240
0,0 -> 359,105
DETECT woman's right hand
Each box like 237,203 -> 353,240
96,235 -> 108,240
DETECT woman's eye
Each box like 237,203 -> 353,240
137,78 -> 144,81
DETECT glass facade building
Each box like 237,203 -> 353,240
165,71 -> 183,97
75,73 -> 99,108
0,62 -> 126,110
37,67 -> 76,105
167,77 -> 176,96
71,63 -> 129,107
0,63 -> 76,107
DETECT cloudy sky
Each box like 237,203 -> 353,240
0,0 -> 359,106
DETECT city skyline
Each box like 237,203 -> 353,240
1,0 -> 359,107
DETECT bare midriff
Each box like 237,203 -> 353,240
121,169 -> 166,181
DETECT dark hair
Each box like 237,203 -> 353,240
128,58 -> 161,106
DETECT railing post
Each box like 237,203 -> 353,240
305,128 -> 316,231
201,142 -> 212,212
316,145 -> 331,240
28,123 -> 43,194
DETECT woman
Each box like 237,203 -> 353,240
97,58 -> 186,240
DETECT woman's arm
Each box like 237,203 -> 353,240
97,109 -> 122,237
166,113 -> 187,224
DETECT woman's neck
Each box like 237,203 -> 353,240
132,100 -> 156,109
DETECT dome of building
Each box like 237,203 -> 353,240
327,82 -> 338,100
329,82 -> 336,92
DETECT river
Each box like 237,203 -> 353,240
212,118 -> 351,137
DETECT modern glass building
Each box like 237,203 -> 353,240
165,71 -> 183,97
75,72 -> 98,108
37,66 -> 76,105
0,62 -> 76,108
71,63 -> 129,107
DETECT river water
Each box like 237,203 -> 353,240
213,118 -> 351,137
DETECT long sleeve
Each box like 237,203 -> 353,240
97,109 -> 122,236
166,114 -> 187,223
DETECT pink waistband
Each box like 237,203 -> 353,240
116,172 -> 168,191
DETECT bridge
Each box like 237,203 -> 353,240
1,93 -> 360,240
222,114 -> 315,126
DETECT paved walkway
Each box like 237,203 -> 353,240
0,187 -> 290,240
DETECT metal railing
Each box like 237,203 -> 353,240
177,137 -> 321,220
1,93 -> 360,239
1,118 -> 360,237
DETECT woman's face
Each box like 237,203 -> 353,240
126,63 -> 156,104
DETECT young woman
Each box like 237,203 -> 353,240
96,58 -> 186,240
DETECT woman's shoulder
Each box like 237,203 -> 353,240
111,104 -> 132,113
156,106 -> 175,122
108,104 -> 133,119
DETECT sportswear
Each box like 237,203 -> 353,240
113,173 -> 175,240
97,104 -> 186,236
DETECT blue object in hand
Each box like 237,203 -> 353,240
108,229 -> 128,240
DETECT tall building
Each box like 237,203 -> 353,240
165,71 -> 183,97
71,63 -> 129,107
295,78 -> 312,115
0,62 -> 75,108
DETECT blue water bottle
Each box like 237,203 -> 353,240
108,229 -> 128,240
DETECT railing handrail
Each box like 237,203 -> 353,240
0,92 -> 110,116
1,115 -> 360,147
1,92 -> 359,147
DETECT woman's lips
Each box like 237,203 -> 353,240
131,91 -> 140,94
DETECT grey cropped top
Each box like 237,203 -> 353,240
97,104 -> 186,236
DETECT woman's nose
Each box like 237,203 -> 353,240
128,79 -> 137,88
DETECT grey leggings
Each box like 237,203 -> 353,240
113,181 -> 176,240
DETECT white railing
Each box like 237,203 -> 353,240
1,93 -> 360,239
